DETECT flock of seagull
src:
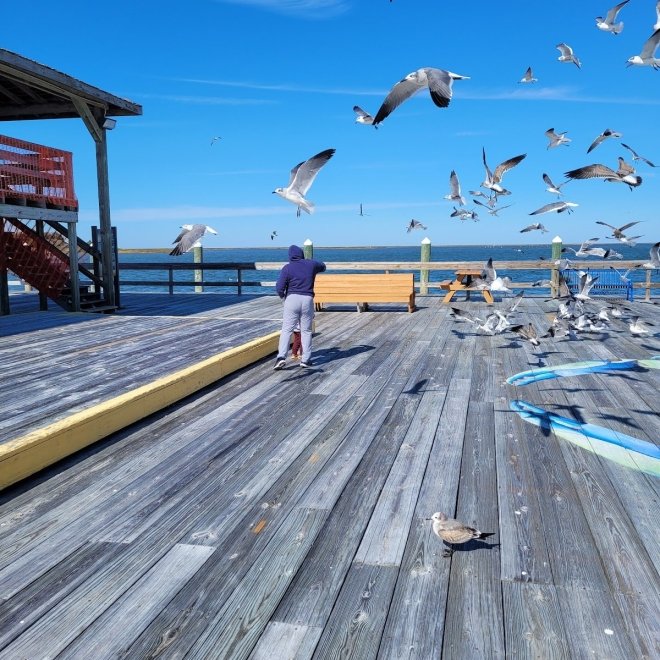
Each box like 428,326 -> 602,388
169,1 -> 659,261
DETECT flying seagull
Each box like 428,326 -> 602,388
444,170 -> 466,205
428,512 -> 495,557
642,242 -> 660,268
529,200 -> 579,215
270,230 -> 278,241
655,1 -> 660,30
556,43 -> 582,68
595,220 -> 643,244
358,203 -> 370,216
545,128 -> 571,149
563,238 -> 610,258
407,218 -> 428,232
621,143 -> 656,167
451,207 -> 479,221
518,66 -> 538,83
472,198 -> 512,216
626,28 -> 660,68
210,136 -> 222,146
595,0 -> 630,34
170,224 -> 218,256
564,162 -> 642,189
372,67 -> 470,126
481,148 -> 526,194
587,128 -> 622,153
353,105 -> 377,128
273,148 -> 336,217
520,223 -> 549,233
543,172 -> 567,196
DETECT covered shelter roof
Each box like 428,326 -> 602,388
0,48 -> 142,121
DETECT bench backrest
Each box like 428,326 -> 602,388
314,273 -> 414,295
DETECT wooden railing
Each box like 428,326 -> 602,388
118,261 -> 658,300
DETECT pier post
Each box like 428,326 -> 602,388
645,269 -> 651,302
303,238 -> 313,259
193,245 -> 203,293
420,237 -> 431,295
551,235 -> 563,298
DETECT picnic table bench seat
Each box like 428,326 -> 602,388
314,273 -> 416,312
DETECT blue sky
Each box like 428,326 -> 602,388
3,0 -> 659,248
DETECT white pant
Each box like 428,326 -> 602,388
277,294 -> 314,362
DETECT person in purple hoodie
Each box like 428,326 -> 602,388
273,245 -> 326,369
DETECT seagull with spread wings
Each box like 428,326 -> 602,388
565,160 -> 642,189
556,43 -> 582,68
481,148 -> 526,194
595,0 -> 630,34
520,223 -> 549,234
353,105 -> 376,127
626,28 -> 660,68
545,128 -> 571,149
587,128 -> 622,153
543,173 -> 567,196
372,67 -> 470,126
273,148 -> 336,217
595,220 -> 643,245
170,224 -> 218,256
518,66 -> 538,83
407,218 -> 428,233
529,200 -> 578,215
621,143 -> 656,167
444,170 -> 466,205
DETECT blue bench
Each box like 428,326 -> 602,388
561,268 -> 634,301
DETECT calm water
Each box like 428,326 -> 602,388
116,243 -> 655,295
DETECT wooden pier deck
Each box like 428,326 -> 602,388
0,293 -> 658,659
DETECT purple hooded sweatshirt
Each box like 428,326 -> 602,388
276,245 -> 326,299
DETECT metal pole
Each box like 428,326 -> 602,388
550,235 -> 563,298
420,237 -> 431,295
193,245 -> 203,293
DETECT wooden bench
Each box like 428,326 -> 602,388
314,273 -> 416,312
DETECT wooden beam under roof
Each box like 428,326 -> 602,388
0,48 -> 142,121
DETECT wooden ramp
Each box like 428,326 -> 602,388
0,294 -> 658,659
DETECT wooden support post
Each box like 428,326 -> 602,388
0,221 -> 8,315
67,221 -> 81,311
193,245 -> 203,293
645,269 -> 651,302
550,235 -> 563,298
420,237 -> 431,295
303,238 -> 313,259
95,126 -> 116,308
168,266 -> 174,294
36,220 -> 48,311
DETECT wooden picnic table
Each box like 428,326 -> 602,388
440,269 -> 494,304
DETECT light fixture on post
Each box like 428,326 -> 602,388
102,117 -> 117,130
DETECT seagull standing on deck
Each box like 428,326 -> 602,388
556,43 -> 582,68
429,512 -> 495,557
372,67 -> 470,126
595,0 -> 630,34
170,224 -> 218,256
273,148 -> 336,217
626,28 -> 660,68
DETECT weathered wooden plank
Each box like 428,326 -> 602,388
56,544 -> 214,659
310,563 -> 400,660
501,582 -> 570,659
183,508 -> 327,660
251,622 -> 323,660
442,401 -> 505,659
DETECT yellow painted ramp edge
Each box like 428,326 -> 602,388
0,331 -> 280,491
